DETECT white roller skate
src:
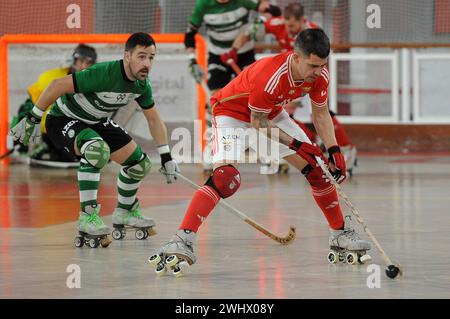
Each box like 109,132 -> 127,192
342,145 -> 358,177
327,219 -> 371,265
74,204 -> 112,248
259,158 -> 289,175
148,229 -> 197,278
111,200 -> 156,240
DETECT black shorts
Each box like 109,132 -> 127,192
45,115 -> 132,157
207,50 -> 256,91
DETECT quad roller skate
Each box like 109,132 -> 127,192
74,204 -> 112,248
259,158 -> 289,174
111,201 -> 156,240
148,229 -> 197,277
327,221 -> 371,265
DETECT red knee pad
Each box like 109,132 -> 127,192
209,165 -> 241,198
302,165 -> 329,189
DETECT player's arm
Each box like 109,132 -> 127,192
251,110 -> 322,166
141,105 -> 179,184
142,106 -> 168,147
311,102 -> 346,182
34,75 -> 75,111
250,110 -> 291,145
311,103 -> 337,149
185,2 -> 205,83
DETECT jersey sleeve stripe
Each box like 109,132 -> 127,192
72,73 -> 79,93
266,69 -> 287,95
311,99 -> 328,107
264,63 -> 287,93
248,104 -> 272,113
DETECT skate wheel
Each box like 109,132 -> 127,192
359,254 -> 372,264
112,229 -> 122,240
173,265 -> 184,278
178,260 -> 190,272
74,236 -> 84,248
327,251 -> 338,264
346,252 -> 358,265
100,236 -> 112,248
165,255 -> 178,267
143,230 -> 149,239
155,262 -> 167,276
135,229 -> 146,240
338,252 -> 345,263
88,238 -> 99,248
148,254 -> 161,266
121,228 -> 126,238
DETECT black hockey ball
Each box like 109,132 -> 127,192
385,265 -> 400,279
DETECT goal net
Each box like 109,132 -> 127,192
1,34 -> 207,163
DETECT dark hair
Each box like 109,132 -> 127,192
73,44 -> 97,63
284,2 -> 304,20
125,32 -> 156,51
294,28 -> 330,59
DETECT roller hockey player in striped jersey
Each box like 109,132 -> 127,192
10,33 -> 179,248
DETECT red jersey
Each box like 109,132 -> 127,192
264,17 -> 318,52
212,51 -> 329,123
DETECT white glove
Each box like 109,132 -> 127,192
9,106 -> 43,146
158,145 -> 179,184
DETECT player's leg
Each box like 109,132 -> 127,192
45,114 -> 111,247
202,54 -> 233,172
150,116 -> 247,276
329,110 -> 358,176
29,109 -> 79,168
95,118 -> 155,240
272,111 -> 370,256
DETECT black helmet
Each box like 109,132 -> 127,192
72,44 -> 97,64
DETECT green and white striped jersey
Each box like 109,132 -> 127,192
190,0 -> 259,55
50,60 -> 154,124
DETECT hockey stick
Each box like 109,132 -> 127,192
0,144 -> 20,160
228,60 -> 242,75
315,156 -> 403,279
170,170 -> 296,245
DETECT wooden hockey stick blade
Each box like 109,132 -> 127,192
245,219 -> 296,245
170,170 -> 296,245
0,147 -> 16,160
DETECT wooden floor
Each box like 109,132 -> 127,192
0,155 -> 449,298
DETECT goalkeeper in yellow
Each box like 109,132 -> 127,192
11,44 -> 97,167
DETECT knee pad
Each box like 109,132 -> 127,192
80,139 -> 110,169
206,165 -> 241,199
302,164 -> 328,189
124,153 -> 151,181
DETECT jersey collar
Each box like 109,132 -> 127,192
120,59 -> 135,83
287,53 -> 304,87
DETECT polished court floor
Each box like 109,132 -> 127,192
0,155 -> 449,298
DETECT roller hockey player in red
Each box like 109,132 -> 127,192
149,29 -> 370,277
231,2 -> 358,175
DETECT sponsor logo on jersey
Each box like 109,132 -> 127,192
289,90 -> 295,95
62,120 -> 78,137
321,90 -> 327,97
223,140 -> 232,152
